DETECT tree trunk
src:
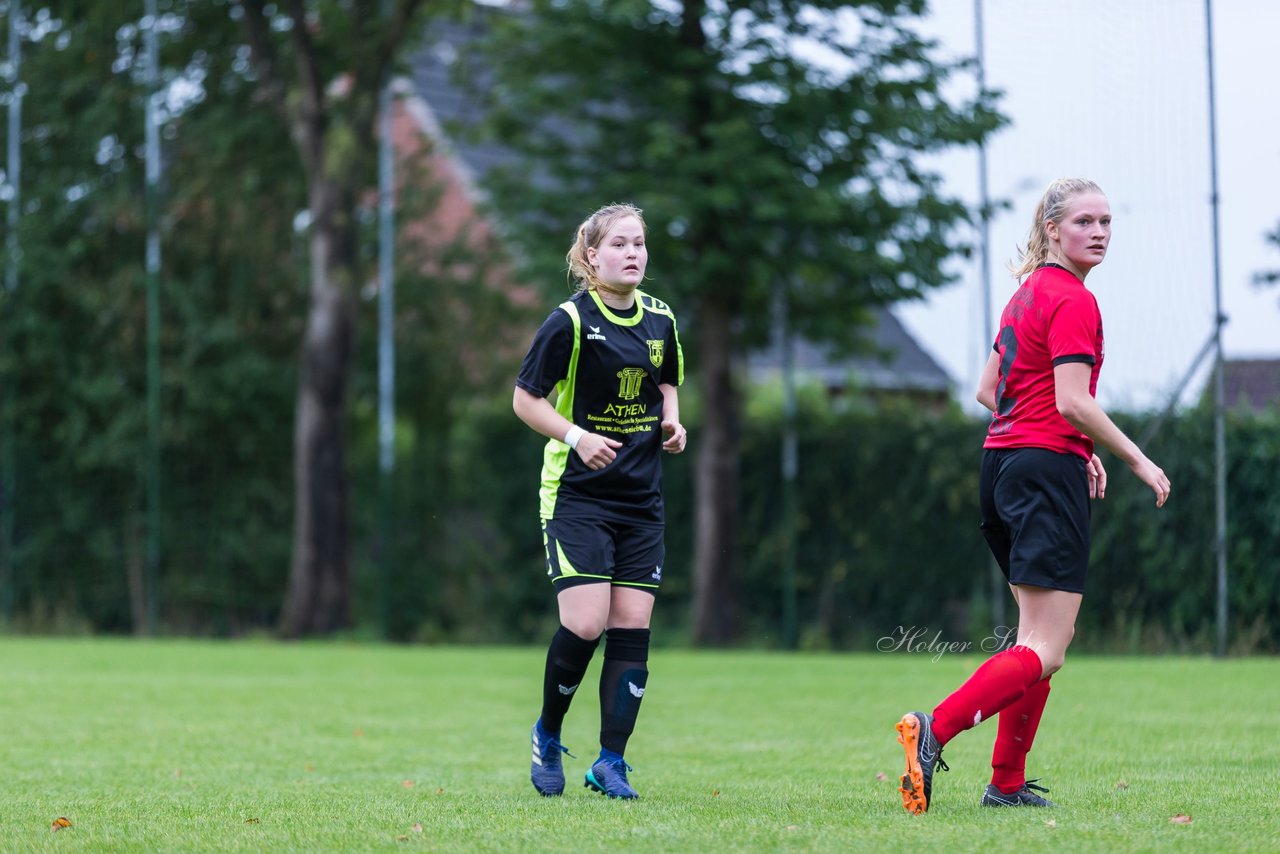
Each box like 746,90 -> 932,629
279,179 -> 357,637
691,290 -> 741,645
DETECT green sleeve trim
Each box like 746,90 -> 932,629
538,302 -> 581,519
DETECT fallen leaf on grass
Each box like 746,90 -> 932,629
711,789 -> 720,797
785,825 -> 798,831
305,763 -> 316,772
435,787 -> 444,795
174,768 -> 182,778
402,780 -> 415,789
245,818 -> 260,824
50,817 -> 72,832
353,729 -> 365,738
1170,814 -> 1192,825
1045,819 -> 1056,828
412,823 -> 423,833
396,835 -> 409,842
875,772 -> 888,782
1115,779 -> 1128,790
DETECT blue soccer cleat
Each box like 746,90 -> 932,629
584,752 -> 638,799
530,722 -> 573,796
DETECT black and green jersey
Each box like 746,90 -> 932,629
516,288 -> 684,525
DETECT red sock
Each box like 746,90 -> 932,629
990,676 -> 1051,793
931,645 -> 1042,746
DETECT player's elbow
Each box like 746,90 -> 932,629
513,387 -> 535,419
1056,393 -> 1089,427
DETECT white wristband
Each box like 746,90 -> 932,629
563,425 -> 586,449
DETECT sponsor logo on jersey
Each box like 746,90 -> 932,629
587,324 -> 607,341
616,367 -> 647,400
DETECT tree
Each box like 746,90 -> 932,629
233,0 -> 447,636
467,0 -> 1005,643
0,1 -> 306,631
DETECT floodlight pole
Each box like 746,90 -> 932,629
1203,0 -> 1228,657
974,0 -> 1005,634
779,286 -> 798,649
376,69 -> 397,639
143,0 -> 163,636
1,0 -> 24,622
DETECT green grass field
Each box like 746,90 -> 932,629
1,638 -> 1277,852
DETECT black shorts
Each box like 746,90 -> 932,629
979,447 -> 1091,593
541,517 -> 665,593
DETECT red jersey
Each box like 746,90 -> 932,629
984,264 -> 1103,461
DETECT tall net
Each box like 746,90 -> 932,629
904,0 -> 1246,412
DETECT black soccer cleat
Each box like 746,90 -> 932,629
896,711 -> 949,814
981,779 -> 1056,807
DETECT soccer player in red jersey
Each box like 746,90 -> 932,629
894,178 -> 1172,814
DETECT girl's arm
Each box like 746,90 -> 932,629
1053,362 -> 1170,506
659,383 -> 686,454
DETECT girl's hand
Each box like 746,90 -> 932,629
576,434 -> 622,470
661,420 -> 687,454
1087,454 -> 1107,499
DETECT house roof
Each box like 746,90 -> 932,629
410,14 -> 521,192
746,306 -> 952,393
1222,358 -> 1280,411
407,13 -> 953,396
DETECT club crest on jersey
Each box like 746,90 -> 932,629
647,339 -> 664,368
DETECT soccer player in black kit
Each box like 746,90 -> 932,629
514,203 -> 686,799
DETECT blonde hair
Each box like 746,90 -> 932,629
565,203 -> 646,293
1009,178 -> 1105,280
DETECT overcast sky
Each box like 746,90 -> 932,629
894,0 -> 1280,411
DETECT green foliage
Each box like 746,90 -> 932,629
465,0 -> 1005,341
2,4 -> 310,632
473,398 -> 1280,653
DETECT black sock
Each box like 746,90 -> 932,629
599,627 -> 650,756
539,625 -> 601,735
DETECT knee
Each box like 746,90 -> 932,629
561,616 -> 605,641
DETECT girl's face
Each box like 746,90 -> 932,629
587,215 -> 647,290
1047,192 -> 1111,277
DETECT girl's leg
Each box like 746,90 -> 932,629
584,586 -> 655,799
989,584 -> 1069,794
932,586 -> 1078,745
537,584 -> 610,735
598,586 -> 655,758
530,584 -> 608,796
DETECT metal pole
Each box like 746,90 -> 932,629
377,73 -> 396,638
1,0 -> 23,622
974,0 -> 1005,634
144,0 -> 162,635
779,288 -> 797,649
1203,0 -> 1228,657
